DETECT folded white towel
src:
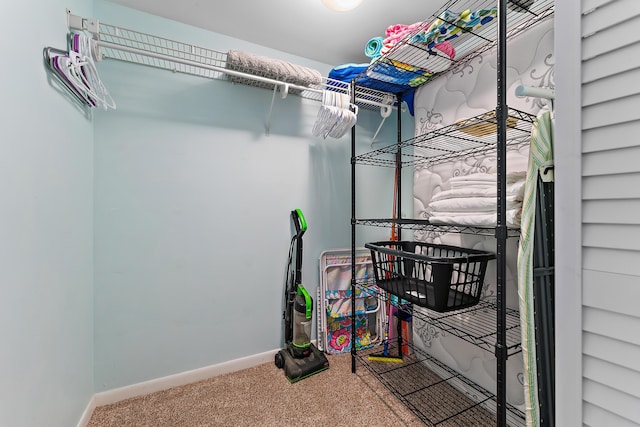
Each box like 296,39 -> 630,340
428,195 -> 521,213
431,180 -> 525,202
428,208 -> 522,227
448,171 -> 527,186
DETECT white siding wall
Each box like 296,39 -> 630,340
581,0 -> 640,425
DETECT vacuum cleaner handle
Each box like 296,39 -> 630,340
291,208 -> 307,239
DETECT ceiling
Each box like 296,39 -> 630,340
107,0 -> 442,66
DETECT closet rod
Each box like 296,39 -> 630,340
515,85 -> 555,100
67,12 -> 397,113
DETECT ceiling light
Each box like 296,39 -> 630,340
321,0 -> 364,12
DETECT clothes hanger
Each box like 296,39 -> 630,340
46,48 -> 96,107
312,88 -> 357,139
72,32 -> 116,110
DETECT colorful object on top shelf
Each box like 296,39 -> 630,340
374,61 -> 432,87
384,22 -> 423,45
411,8 -> 498,50
365,21 -> 457,70
364,36 -> 385,59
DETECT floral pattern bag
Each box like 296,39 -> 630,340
318,249 -> 384,355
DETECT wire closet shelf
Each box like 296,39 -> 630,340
354,218 -> 522,238
354,278 -> 522,356
354,0 -> 554,94
354,107 -> 537,168
67,12 -> 394,112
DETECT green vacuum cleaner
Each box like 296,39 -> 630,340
274,209 -> 329,382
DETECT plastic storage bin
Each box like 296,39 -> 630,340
365,241 -> 495,313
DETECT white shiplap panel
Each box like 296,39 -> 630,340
583,333 -> 640,377
583,94 -> 640,130
582,0 -> 640,38
584,401 -> 640,427
583,120 -> 640,153
584,355 -> 640,399
582,16 -> 640,61
582,67 -> 640,107
583,42 -> 640,84
583,199 -> 640,225
583,307 -> 640,346
583,378 -> 640,424
583,224 -> 640,251
582,0 -> 616,15
583,269 -> 640,319
581,2 -> 640,425
583,146 -> 640,176
583,248 -> 640,278
583,173 -> 640,200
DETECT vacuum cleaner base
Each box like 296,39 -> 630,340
275,343 -> 329,383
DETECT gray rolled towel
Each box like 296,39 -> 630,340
225,50 -> 322,93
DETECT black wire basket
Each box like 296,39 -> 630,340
365,241 -> 495,313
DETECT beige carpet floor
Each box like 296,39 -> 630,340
87,352 -> 426,426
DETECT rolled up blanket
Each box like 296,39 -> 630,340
225,50 -> 322,93
364,36 -> 385,59
383,22 -> 423,46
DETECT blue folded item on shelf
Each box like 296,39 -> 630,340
328,62 -> 418,116
404,91 -> 415,116
328,63 -> 369,83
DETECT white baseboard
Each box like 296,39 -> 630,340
77,348 -> 279,426
76,395 -> 96,427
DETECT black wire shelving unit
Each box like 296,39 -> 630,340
349,1 -> 554,426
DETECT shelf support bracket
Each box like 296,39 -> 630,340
265,84 -> 289,136
371,94 -> 395,146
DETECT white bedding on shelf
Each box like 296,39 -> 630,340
426,171 -> 526,227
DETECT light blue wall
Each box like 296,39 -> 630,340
0,0 -> 94,426
0,0 -> 414,420
92,1 -> 413,390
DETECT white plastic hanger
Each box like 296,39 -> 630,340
73,32 -> 116,110
48,51 -> 95,107
312,90 -> 357,139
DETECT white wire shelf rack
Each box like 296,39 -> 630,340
66,11 -> 394,112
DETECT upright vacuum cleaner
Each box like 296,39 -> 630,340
274,209 -> 329,382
